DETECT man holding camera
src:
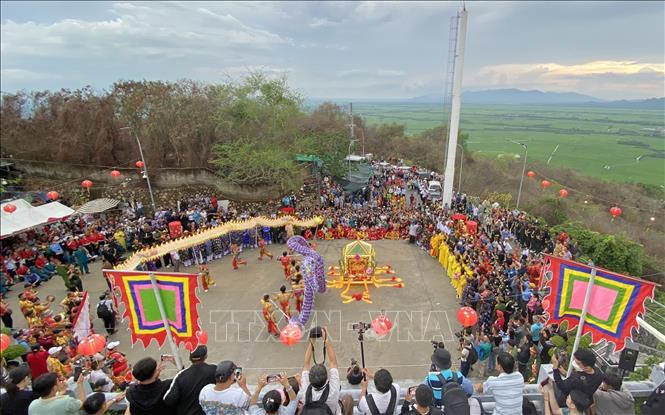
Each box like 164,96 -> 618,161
199,360 -> 251,415
164,345 -> 216,415
300,327 -> 353,415
358,367 -> 400,415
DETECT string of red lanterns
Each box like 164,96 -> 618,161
526,170 -> 632,220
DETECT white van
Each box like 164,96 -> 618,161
427,180 -> 442,199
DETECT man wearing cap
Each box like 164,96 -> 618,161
89,354 -> 113,393
106,342 -> 128,377
424,348 -> 473,407
163,345 -> 216,415
199,360 -> 251,415
46,346 -> 70,380
27,344 -> 50,379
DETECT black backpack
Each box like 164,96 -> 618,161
465,345 -> 478,366
97,301 -> 113,319
522,396 -> 538,415
642,379 -> 665,415
437,373 -> 470,415
302,384 -> 334,415
366,385 -> 397,415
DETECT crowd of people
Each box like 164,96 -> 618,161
0,161 -> 648,415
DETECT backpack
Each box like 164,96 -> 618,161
96,301 -> 113,319
302,384 -> 334,415
366,385 -> 397,415
642,379 -> 665,415
466,345 -> 478,366
437,373 -> 470,415
522,397 -> 538,415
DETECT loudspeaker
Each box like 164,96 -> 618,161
618,348 -> 639,372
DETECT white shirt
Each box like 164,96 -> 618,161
199,384 -> 250,415
358,383 -> 401,415
249,399 -> 298,415
300,368 -> 341,415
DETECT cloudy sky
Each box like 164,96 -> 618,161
1,1 -> 663,100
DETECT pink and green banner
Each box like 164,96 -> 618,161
542,254 -> 656,351
104,270 -> 202,348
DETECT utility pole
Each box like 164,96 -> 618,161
121,126 -> 157,213
510,140 -> 528,210
442,6 -> 468,207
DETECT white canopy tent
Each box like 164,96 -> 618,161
1,199 -> 75,238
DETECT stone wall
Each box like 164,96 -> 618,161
4,158 -> 282,201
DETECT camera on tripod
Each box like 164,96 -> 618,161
431,340 -> 445,349
352,322 -> 372,332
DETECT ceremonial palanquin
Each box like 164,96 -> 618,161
541,255 -> 656,351
327,240 -> 403,303
104,270 -> 202,348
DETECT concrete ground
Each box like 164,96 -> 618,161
6,239 -> 465,381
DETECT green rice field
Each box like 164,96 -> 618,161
352,103 -> 665,186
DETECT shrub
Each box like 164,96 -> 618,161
526,197 -> 567,226
0,344 -> 28,361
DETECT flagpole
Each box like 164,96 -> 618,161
149,273 -> 184,370
567,266 -> 597,377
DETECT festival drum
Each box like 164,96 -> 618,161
168,221 -> 183,238
465,220 -> 477,235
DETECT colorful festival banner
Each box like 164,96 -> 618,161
115,215 -> 323,270
104,270 -> 202,348
542,254 -> 656,351
72,291 -> 92,341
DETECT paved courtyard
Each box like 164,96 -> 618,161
6,239 -> 464,380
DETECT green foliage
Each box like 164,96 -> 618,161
551,221 -> 645,275
210,139 -> 300,192
525,197 -> 568,226
0,344 -> 28,361
484,192 -> 514,208
629,355 -> 662,381
294,132 -> 351,178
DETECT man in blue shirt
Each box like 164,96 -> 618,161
424,348 -> 473,406
530,316 -> 544,345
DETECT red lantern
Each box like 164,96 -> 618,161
2,203 -> 16,214
88,334 -> 106,353
527,171 -> 535,178
0,333 -> 11,352
280,323 -> 302,346
135,160 -> 145,168
540,180 -> 551,189
111,170 -> 121,178
559,189 -> 568,198
46,191 -> 60,200
457,306 -> 478,328
81,180 -> 93,189
77,339 -> 97,356
610,206 -> 622,218
195,330 -> 209,345
371,315 -> 393,337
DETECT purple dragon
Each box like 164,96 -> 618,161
287,235 -> 326,326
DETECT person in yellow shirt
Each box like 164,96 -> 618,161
46,346 -> 71,380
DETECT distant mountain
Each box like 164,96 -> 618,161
410,88 -> 603,104
568,97 -> 664,110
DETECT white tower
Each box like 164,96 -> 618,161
442,7 -> 468,207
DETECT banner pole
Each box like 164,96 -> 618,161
149,273 -> 184,370
567,266 -> 597,377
